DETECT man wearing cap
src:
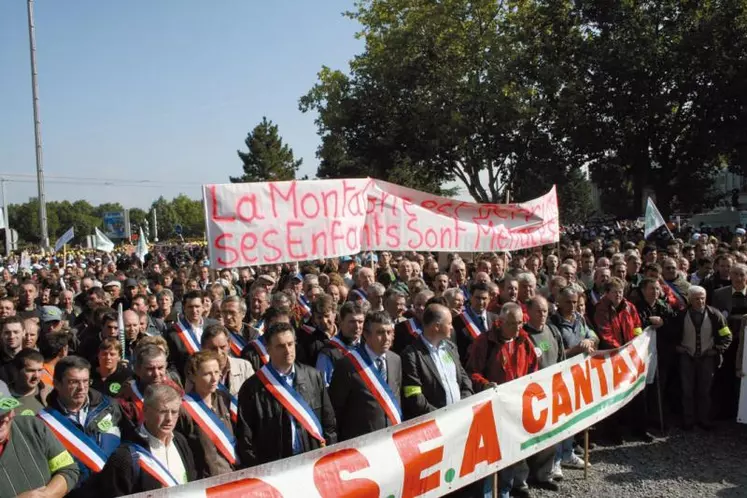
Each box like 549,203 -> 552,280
103,280 -> 122,302
0,379 -> 81,496
114,278 -> 140,311
41,305 -> 66,334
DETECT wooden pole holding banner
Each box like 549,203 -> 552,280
655,363 -> 665,434
583,429 -> 590,480
492,473 -> 499,498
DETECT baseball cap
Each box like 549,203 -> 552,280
40,306 -> 63,323
257,274 -> 276,286
0,380 -> 19,416
103,280 -> 121,289
125,278 -> 138,288
290,273 -> 303,282
340,256 -> 353,263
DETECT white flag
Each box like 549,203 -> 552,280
644,198 -> 670,239
54,226 -> 75,252
94,227 -> 115,252
135,227 -> 148,263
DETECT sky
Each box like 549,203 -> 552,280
0,0 -> 364,209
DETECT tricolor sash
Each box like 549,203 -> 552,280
129,380 -> 145,413
351,288 -> 368,301
328,335 -> 350,354
228,331 -> 247,357
664,281 -> 687,306
174,317 -> 201,355
298,295 -> 312,318
255,319 -> 265,334
38,408 -> 109,472
181,393 -> 237,465
130,444 -> 181,487
404,318 -> 422,338
250,338 -> 270,365
256,364 -> 325,445
346,347 -> 402,425
460,309 -> 482,339
217,382 -> 238,424
300,323 -> 316,335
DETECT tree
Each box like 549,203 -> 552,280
230,117 -> 302,183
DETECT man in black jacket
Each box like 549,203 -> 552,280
165,290 -> 219,381
392,290 -> 434,354
329,310 -> 402,441
236,322 -> 337,467
401,304 -> 473,420
86,384 -> 197,496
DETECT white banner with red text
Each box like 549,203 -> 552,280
131,329 -> 654,498
203,179 -> 559,268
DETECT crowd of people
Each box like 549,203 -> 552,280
0,229 -> 744,498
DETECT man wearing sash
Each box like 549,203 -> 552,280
236,322 -> 337,467
241,308 -> 292,372
40,356 -> 130,488
117,345 -> 183,425
661,257 -> 691,312
92,384 -> 197,496
316,301 -> 366,385
329,311 -> 402,441
220,296 -> 258,357
165,290 -> 219,381
453,282 -> 498,364
347,267 -> 375,303
296,294 -> 337,367
392,290 -> 433,354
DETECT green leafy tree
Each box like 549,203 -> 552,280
230,117 -> 302,183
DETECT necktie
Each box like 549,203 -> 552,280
481,315 -> 488,331
376,357 -> 387,383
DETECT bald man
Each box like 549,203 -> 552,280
400,304 -> 472,420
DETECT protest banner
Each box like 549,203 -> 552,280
203,178 -> 559,268
132,329 -> 654,498
738,335 -> 747,424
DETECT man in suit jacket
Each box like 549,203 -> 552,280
236,322 -> 337,467
401,304 -> 473,420
165,290 -> 219,381
392,290 -> 434,354
329,310 -> 402,441
88,384 -> 197,496
709,263 -> 747,418
453,282 -> 498,363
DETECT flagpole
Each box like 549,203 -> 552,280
63,244 -> 66,266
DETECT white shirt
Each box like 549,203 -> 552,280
143,427 -> 188,485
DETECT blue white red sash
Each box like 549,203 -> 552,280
298,295 -> 312,318
255,319 -> 265,334
346,347 -> 402,425
460,309 -> 482,339
404,318 -> 422,338
664,280 -> 687,306
328,335 -> 351,354
300,323 -> 316,335
174,317 -> 201,355
38,408 -> 110,472
256,364 -> 326,445
228,331 -> 247,357
351,288 -> 368,301
181,393 -> 236,465
217,382 -> 238,424
130,444 -> 181,487
129,379 -> 145,413
250,337 -> 270,365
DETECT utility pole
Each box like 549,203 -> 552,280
27,0 -> 50,249
1,179 -> 9,257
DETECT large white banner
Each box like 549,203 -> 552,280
738,332 -> 747,424
203,179 -> 559,268
132,330 -> 654,498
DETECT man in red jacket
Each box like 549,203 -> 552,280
467,303 -> 539,498
593,277 -> 653,444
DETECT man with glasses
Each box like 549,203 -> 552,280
39,355 -> 131,488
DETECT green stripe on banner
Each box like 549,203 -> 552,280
520,375 -> 646,451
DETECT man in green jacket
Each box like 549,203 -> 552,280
0,380 -> 80,496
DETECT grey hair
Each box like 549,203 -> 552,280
157,289 -> 174,301
517,272 -> 537,286
558,286 -> 579,300
369,282 -> 386,297
731,263 -> 747,275
135,344 -> 167,367
143,383 -> 181,410
221,295 -> 247,314
688,285 -> 706,299
443,288 -> 465,306
500,302 -> 523,319
303,274 -> 319,287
